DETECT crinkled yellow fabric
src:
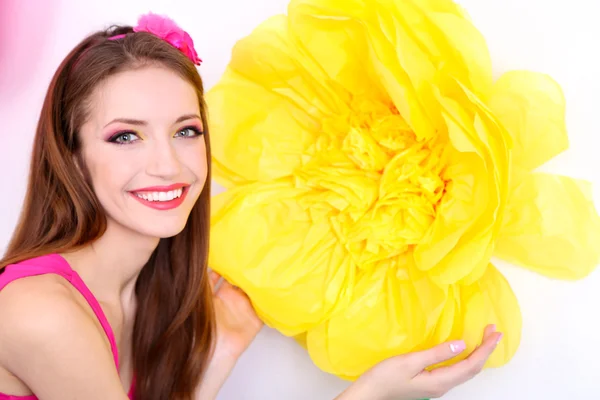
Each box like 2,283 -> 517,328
207,0 -> 600,380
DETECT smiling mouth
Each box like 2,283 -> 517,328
129,184 -> 191,210
134,187 -> 184,202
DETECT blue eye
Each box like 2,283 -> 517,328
109,131 -> 140,144
175,126 -> 203,138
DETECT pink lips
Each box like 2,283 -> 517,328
129,183 -> 190,211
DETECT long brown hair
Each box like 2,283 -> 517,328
0,25 -> 215,399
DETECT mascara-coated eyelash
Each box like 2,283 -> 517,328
106,126 -> 203,145
175,126 -> 204,138
107,131 -> 140,145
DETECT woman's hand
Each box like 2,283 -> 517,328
209,270 -> 264,363
195,271 -> 263,400
336,324 -> 502,400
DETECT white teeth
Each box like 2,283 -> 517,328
135,188 -> 184,202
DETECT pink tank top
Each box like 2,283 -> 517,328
0,254 -> 135,399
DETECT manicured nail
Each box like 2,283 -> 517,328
495,333 -> 503,346
450,340 -> 466,353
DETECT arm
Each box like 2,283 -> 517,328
0,276 -> 129,400
194,350 -> 237,400
194,271 -> 263,400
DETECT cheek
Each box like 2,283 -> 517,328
179,139 -> 208,182
84,149 -> 139,200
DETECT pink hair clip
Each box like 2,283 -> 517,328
108,13 -> 202,65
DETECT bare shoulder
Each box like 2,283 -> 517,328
0,274 -> 89,342
0,274 -> 128,399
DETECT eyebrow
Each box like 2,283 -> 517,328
103,113 -> 202,128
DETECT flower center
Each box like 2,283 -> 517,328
297,96 -> 448,269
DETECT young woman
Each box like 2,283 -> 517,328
0,14 -> 502,400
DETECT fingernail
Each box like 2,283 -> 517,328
450,340 -> 466,353
495,333 -> 503,346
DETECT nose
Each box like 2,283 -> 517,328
145,139 -> 182,179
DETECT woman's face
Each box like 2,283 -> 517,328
77,65 -> 208,239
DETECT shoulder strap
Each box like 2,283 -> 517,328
0,254 -> 121,370
0,254 -> 73,291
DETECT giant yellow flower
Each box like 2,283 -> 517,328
207,0 -> 600,380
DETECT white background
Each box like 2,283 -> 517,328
1,0 -> 599,399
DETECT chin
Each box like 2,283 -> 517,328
139,222 -> 188,239
117,215 -> 189,240
105,210 -> 192,241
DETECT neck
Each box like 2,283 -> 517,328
61,219 -> 159,302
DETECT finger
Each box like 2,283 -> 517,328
467,324 -> 496,353
403,339 -> 468,375
208,270 -> 223,293
404,324 -> 496,373
214,275 -> 241,299
416,329 -> 503,390
483,324 -> 497,341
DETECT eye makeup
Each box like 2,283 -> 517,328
105,129 -> 141,145
175,124 -> 204,138
104,124 -> 204,145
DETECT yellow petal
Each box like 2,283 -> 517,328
305,258 -> 447,379
413,151 -> 489,277
496,173 -> 600,279
304,262 -> 521,379
288,0 -> 388,101
415,81 -> 511,285
287,0 -> 435,141
458,263 -> 521,367
427,263 -> 521,370
487,71 -> 569,170
291,0 -> 492,141
206,15 -> 328,187
428,284 -> 461,347
207,68 -> 318,187
408,0 -> 493,95
210,180 -> 356,335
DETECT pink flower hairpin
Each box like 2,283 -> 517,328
109,13 -> 202,65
